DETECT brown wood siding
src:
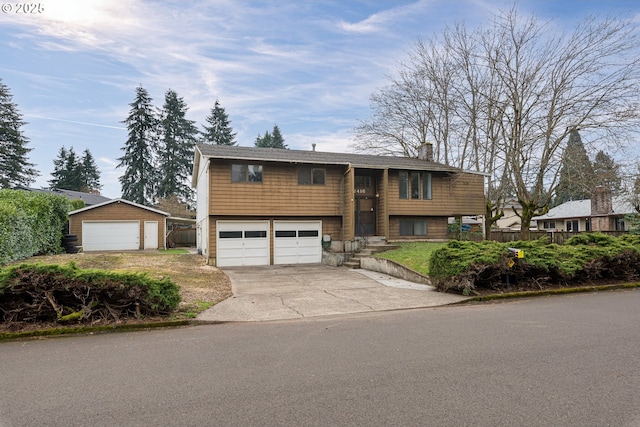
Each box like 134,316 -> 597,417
209,160 -> 344,216
388,216 -> 449,240
343,168 -> 355,240
387,171 -> 485,216
376,170 -> 389,237
69,203 -> 166,249
207,216 -> 342,265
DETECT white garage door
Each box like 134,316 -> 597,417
82,221 -> 140,251
216,221 -> 270,267
274,221 -> 322,265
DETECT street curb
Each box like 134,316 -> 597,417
0,319 -> 194,342
3,283 -> 639,340
456,282 -> 640,304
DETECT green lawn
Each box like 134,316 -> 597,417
373,242 -> 447,276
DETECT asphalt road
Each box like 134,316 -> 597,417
1,290 -> 640,427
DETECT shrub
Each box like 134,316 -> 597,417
430,234 -> 640,295
0,262 -> 181,325
0,190 -> 69,265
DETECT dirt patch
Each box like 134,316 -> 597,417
1,251 -> 232,333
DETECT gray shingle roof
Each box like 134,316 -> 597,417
195,144 -> 480,174
533,200 -> 591,220
533,197 -> 635,221
17,187 -> 111,206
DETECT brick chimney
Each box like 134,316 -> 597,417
591,186 -> 612,215
418,142 -> 433,161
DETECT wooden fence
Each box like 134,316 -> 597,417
488,230 -> 628,244
445,230 -> 629,244
167,228 -> 196,247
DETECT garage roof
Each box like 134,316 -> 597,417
69,198 -> 170,216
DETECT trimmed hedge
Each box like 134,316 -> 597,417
429,233 -> 640,294
0,262 -> 181,324
0,189 -> 70,265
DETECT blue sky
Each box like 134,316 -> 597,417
1,0 -> 639,198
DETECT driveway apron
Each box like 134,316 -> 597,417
197,264 -> 469,322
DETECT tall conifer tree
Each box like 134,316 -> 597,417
0,78 -> 38,188
592,150 -> 621,195
202,99 -> 236,145
254,124 -> 287,149
49,146 -> 101,192
79,149 -> 101,193
49,146 -> 80,190
49,146 -> 69,190
553,129 -> 595,206
117,85 -> 158,205
156,89 -> 198,204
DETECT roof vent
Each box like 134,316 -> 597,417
312,143 -> 316,151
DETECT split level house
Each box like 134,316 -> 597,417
192,144 -> 486,267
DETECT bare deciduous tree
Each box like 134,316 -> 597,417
354,7 -> 640,239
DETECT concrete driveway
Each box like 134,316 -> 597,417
196,264 -> 469,322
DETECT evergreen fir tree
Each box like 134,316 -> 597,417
254,125 -> 287,149
49,146 -> 81,190
49,146 -> 101,192
156,89 -> 198,204
0,78 -> 38,188
117,85 -> 158,205
79,149 -> 101,193
254,130 -> 272,147
553,129 -> 595,206
49,146 -> 69,189
62,147 -> 82,191
271,124 -> 287,149
592,150 -> 621,195
202,99 -> 236,145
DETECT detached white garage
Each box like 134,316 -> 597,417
69,199 -> 169,251
82,221 -> 140,251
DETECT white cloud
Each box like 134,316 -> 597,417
336,0 -> 433,34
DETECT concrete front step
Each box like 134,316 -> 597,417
343,260 -> 361,269
342,244 -> 400,269
365,244 -> 399,254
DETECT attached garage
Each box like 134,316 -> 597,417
273,220 -> 322,265
216,220 -> 270,267
214,220 -> 322,266
69,199 -> 169,251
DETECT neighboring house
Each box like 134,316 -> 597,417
494,201 -> 524,231
532,187 -> 634,232
192,144 -> 486,267
16,186 -> 111,206
69,199 -> 169,251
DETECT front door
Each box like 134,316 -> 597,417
356,197 -> 375,235
355,173 -> 376,236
